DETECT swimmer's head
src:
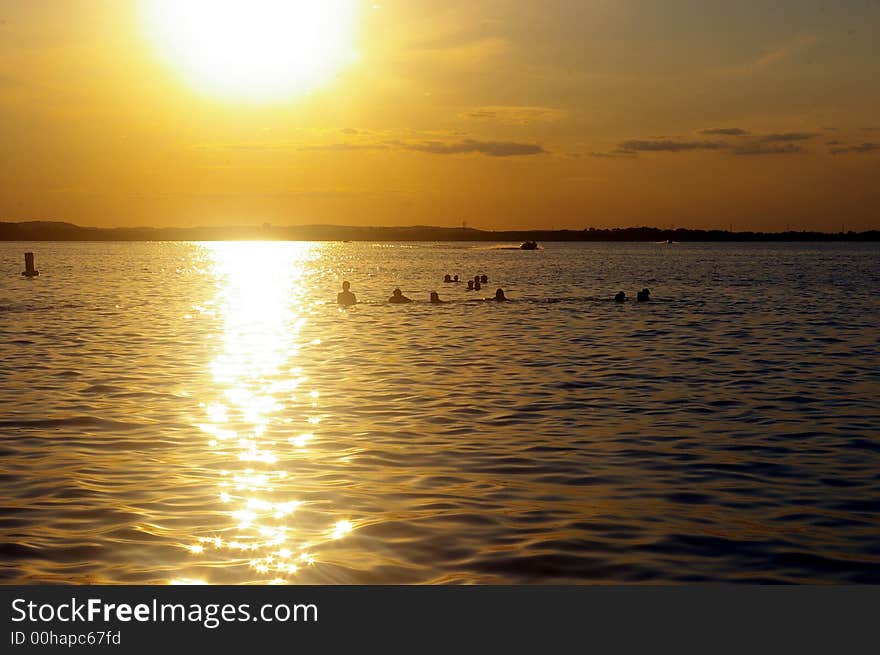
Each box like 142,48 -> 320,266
495,288 -> 506,300
342,281 -> 350,291
392,288 -> 402,296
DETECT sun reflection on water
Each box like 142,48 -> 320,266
175,242 -> 355,584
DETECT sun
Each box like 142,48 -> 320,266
143,0 -> 360,102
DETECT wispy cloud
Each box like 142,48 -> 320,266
698,128 -> 750,136
459,106 -> 566,125
589,151 -> 637,159
757,132 -> 819,143
300,143 -> 389,152
829,142 -> 880,155
727,132 -> 819,155
719,34 -> 820,76
733,143 -> 803,156
590,128 -> 824,158
407,36 -> 510,66
617,139 -> 728,153
394,138 -> 546,157
189,129 -> 544,158
751,34 -> 819,68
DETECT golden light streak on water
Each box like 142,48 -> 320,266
178,242 -> 353,583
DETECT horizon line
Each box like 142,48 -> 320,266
2,219 -> 878,236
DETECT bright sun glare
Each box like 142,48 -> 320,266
144,0 -> 360,101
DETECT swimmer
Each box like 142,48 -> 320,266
474,275 -> 480,285
614,291 -> 626,303
443,274 -> 452,283
480,274 -> 488,284
388,288 -> 412,303
637,288 -> 651,302
492,288 -> 507,301
429,291 -> 443,304
453,275 -> 459,283
337,281 -> 357,306
474,281 -> 482,291
467,280 -> 474,290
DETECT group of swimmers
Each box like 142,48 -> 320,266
337,274 -> 508,307
337,278 -> 649,307
443,273 -> 489,291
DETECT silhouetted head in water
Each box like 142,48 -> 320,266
467,280 -> 474,290
453,275 -> 459,282
480,275 -> 488,284
614,291 -> 626,303
474,275 -> 480,284
637,288 -> 651,302
388,288 -> 412,303
474,281 -> 481,291
337,280 -> 357,306
429,291 -> 442,303
493,288 -> 507,301
443,274 -> 452,283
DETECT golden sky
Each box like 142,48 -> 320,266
1,0 -> 879,231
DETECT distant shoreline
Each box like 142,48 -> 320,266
1,220 -> 878,242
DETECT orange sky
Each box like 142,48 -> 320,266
1,0 -> 879,231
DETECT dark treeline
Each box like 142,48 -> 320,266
1,220 -> 878,242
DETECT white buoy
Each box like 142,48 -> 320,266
22,252 -> 39,277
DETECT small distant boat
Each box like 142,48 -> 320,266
520,241 -> 538,250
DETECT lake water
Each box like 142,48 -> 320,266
1,241 -> 878,584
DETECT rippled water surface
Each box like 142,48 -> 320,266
1,241 -> 878,584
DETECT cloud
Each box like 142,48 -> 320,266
589,151 -> 637,159
829,142 -> 880,155
745,34 -> 820,71
721,132 -> 819,155
733,143 -> 803,156
395,138 -> 546,157
698,128 -> 750,136
299,143 -> 389,152
463,109 -> 497,120
192,142 -> 286,153
705,34 -> 820,79
590,128 -> 825,159
408,36 -> 510,66
459,106 -> 566,125
617,139 -> 728,153
757,132 -> 819,143
190,127 -> 545,159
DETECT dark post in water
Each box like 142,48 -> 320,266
22,252 -> 39,277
